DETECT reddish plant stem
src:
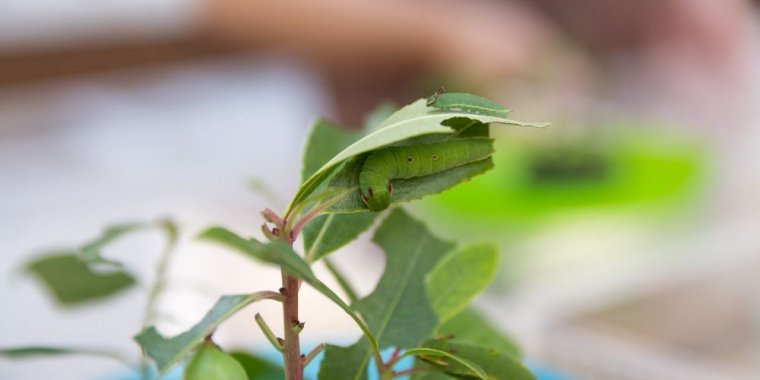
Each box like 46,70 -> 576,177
289,188 -> 354,249
289,198 -> 336,246
279,207 -> 309,380
281,270 -> 303,380
386,347 -> 402,368
274,196 -> 338,379
302,343 -> 326,367
261,208 -> 285,229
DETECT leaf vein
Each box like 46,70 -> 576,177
305,214 -> 334,261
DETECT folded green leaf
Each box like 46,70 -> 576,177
324,154 -> 494,213
301,118 -> 363,183
363,102 -> 398,132
26,253 -> 136,306
426,243 -> 499,324
299,117 -> 380,261
318,116 -> 507,213
134,292 -> 279,375
289,97 -> 546,215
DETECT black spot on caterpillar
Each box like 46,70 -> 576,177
359,137 -> 494,211
427,92 -> 510,118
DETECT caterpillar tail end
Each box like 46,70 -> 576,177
361,186 -> 391,212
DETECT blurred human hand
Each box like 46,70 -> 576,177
202,0 -> 555,83
200,0 -> 558,123
425,0 -> 555,91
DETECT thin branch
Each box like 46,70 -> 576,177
283,186 -> 344,227
302,343 -> 325,368
255,313 -> 284,352
288,202 -> 331,244
267,205 -> 305,380
262,208 -> 285,230
252,290 -> 286,302
141,230 -> 178,327
289,188 -> 354,245
140,219 -> 179,380
281,271 -> 304,380
385,347 -> 402,369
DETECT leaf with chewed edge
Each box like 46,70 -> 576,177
319,209 -> 454,380
79,223 -> 146,266
26,253 -> 136,306
134,292 -> 280,375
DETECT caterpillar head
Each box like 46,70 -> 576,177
360,183 -> 393,212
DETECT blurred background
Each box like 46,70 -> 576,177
1,0 -> 760,379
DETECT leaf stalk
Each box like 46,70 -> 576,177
255,313 -> 284,352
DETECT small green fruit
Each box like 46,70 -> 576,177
184,342 -> 248,380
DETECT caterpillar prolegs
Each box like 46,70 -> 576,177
359,137 -> 494,211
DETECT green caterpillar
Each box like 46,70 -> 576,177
427,90 -> 510,118
359,137 -> 494,211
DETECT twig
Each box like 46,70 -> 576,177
287,187 -> 354,246
281,271 -> 303,380
302,343 -> 325,368
255,313 -> 284,352
261,208 -> 285,230
140,219 -> 179,380
385,347 -> 402,369
141,220 -> 180,327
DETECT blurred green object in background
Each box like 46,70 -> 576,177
418,122 -> 709,235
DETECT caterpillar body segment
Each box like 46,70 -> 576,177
359,137 -> 494,211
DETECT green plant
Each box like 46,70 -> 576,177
1,92 -> 545,379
